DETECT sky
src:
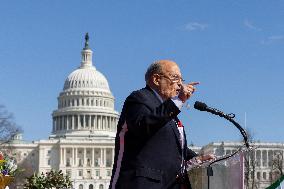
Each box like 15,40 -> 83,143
0,0 -> 284,147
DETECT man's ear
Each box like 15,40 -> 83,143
152,74 -> 160,86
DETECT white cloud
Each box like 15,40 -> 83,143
244,19 -> 261,31
183,22 -> 208,32
261,35 -> 284,45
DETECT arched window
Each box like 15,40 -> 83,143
99,184 -> 104,189
79,184 -> 84,189
89,184 -> 94,189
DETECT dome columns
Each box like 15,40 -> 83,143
52,114 -> 118,133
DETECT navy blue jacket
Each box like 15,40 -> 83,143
109,86 -> 197,189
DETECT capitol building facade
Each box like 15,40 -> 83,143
7,34 -> 119,189
3,34 -> 284,189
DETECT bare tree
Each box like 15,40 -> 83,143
269,150 -> 284,184
0,105 -> 22,145
242,128 -> 260,189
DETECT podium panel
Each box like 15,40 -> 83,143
188,152 -> 245,189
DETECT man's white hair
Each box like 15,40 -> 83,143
144,61 -> 163,84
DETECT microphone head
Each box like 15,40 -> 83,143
194,101 -> 208,111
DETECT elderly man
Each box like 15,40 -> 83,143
109,60 -> 213,189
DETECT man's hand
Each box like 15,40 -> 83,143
178,82 -> 200,103
196,154 -> 216,163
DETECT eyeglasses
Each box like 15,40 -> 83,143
159,74 -> 185,83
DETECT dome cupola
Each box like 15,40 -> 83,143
51,33 -> 119,139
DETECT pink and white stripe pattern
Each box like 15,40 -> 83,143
111,121 -> 128,189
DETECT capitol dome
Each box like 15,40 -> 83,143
63,66 -> 110,92
50,33 -> 119,139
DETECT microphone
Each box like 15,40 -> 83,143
194,101 -> 249,148
194,101 -> 221,115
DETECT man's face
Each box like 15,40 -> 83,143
156,62 -> 183,100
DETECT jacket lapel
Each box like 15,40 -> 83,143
171,118 -> 183,153
145,85 -> 183,152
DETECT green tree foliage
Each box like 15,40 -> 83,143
24,170 -> 73,189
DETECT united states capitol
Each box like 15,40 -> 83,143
5,35 -> 284,189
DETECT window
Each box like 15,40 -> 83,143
257,172 -> 261,180
47,159 -> 51,165
256,150 -> 261,166
78,170 -> 83,177
99,184 -> 104,189
79,184 -> 83,189
89,184 -> 94,189
263,172 -> 267,180
96,170 -> 100,177
106,159 -> 112,167
66,158 -> 71,167
95,159 -> 99,167
262,150 -> 268,167
80,115 -> 84,127
250,172 -> 254,179
79,159 -> 83,167
66,170 -> 71,176
87,170 -> 91,178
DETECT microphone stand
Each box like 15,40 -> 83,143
204,109 -> 250,189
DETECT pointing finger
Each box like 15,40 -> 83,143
188,82 -> 200,86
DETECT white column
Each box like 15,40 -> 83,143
59,116 -> 61,130
111,117 -> 113,131
83,115 -> 86,129
55,117 -> 58,131
92,148 -> 95,166
101,116 -> 103,130
100,148 -> 103,167
106,116 -> 109,130
77,115 -> 80,129
74,148 -> 77,166
266,150 -> 268,167
78,115 -> 81,129
112,148 -> 115,165
95,115 -> 98,129
104,148 -> 106,167
260,150 -> 263,168
60,148 -> 63,166
72,115 -> 74,130
98,115 -> 101,130
66,116 -> 69,130
62,148 -> 66,167
88,115 -> 91,128
84,148 -> 86,166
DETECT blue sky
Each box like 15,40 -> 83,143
0,0 -> 284,146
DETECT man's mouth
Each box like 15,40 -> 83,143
176,89 -> 180,95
